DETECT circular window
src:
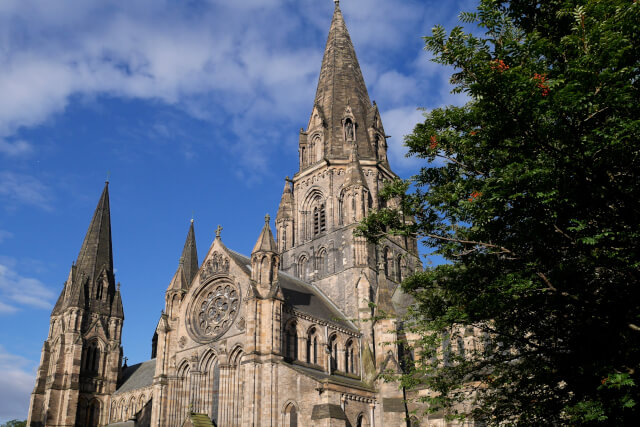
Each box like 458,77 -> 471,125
189,281 -> 240,342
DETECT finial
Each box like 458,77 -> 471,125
117,282 -> 121,291
106,170 -> 111,184
215,224 -> 223,239
334,0 -> 340,6
285,176 -> 290,181
265,213 -> 270,224
191,210 -> 194,223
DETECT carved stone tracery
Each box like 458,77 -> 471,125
200,252 -> 230,282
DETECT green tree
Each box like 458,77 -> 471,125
0,420 -> 27,427
358,0 -> 639,424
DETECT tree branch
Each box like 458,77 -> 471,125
425,234 -> 516,256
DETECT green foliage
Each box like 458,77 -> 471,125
0,420 -> 27,427
358,0 -> 640,424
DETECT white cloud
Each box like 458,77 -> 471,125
0,172 -> 52,211
375,71 -> 419,105
0,262 -> 55,312
381,106 -> 427,173
0,345 -> 36,422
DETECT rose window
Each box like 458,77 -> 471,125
193,282 -> 240,340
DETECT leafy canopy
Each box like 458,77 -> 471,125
357,0 -> 639,424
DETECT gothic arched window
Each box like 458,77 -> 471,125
284,402 -> 298,427
82,340 -> 101,375
313,204 -> 326,235
329,334 -> 338,372
307,327 -> 318,365
285,321 -> 298,360
382,248 -> 391,277
345,339 -> 355,374
299,256 -> 309,281
396,255 -> 403,282
317,249 -> 328,276
86,399 -> 100,427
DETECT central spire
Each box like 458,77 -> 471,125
309,1 -> 373,159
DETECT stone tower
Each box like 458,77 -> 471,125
27,182 -> 124,427
276,1 -> 420,329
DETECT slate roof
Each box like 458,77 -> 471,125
115,358 -> 156,394
288,363 -> 374,392
228,250 -> 358,332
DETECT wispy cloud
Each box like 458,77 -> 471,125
0,139 -> 32,157
0,172 -> 52,211
0,345 -> 36,422
0,262 -> 55,313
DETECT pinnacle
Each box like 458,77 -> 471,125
252,214 -> 278,254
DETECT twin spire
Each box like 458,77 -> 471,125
75,181 -> 113,282
53,181 -> 122,317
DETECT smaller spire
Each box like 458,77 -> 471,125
252,214 -> 278,254
276,177 -> 295,222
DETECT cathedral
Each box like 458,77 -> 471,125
26,2 -> 429,426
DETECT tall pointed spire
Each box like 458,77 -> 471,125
181,220 -> 199,286
76,181 -> 113,282
168,220 -> 199,292
310,1 -> 373,158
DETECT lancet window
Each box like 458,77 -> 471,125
329,334 -> 338,372
396,254 -> 403,282
382,247 -> 392,277
313,204 -> 326,235
299,256 -> 309,281
307,327 -> 319,365
82,340 -> 101,375
285,321 -> 298,360
345,339 -> 356,374
284,402 -> 298,427
317,248 -> 328,276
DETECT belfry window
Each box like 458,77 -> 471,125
313,204 -> 326,235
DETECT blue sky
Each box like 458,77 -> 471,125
0,0 -> 473,421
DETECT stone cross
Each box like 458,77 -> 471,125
216,224 -> 223,239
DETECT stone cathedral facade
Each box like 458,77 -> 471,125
27,3 -> 433,427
